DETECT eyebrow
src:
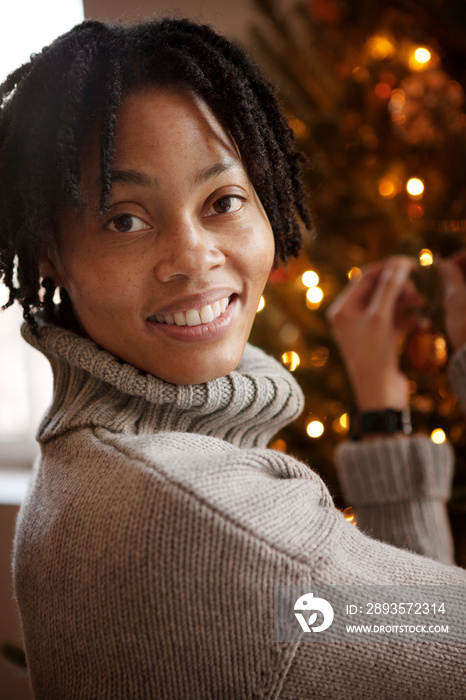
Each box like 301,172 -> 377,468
108,158 -> 239,189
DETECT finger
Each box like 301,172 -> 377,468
439,259 -> 465,298
326,260 -> 386,318
397,277 -> 425,308
446,251 -> 466,279
366,258 -> 416,317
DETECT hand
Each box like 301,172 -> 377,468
326,256 -> 423,411
439,251 -> 466,351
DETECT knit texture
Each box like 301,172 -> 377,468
13,322 -> 466,699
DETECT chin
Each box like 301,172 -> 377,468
152,350 -> 245,386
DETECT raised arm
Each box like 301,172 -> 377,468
327,257 -> 455,563
441,251 -> 466,414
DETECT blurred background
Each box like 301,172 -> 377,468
2,0 -> 466,696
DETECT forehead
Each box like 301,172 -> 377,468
80,89 -> 244,191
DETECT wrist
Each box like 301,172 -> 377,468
354,380 -> 409,413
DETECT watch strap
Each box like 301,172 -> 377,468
349,407 -> 412,441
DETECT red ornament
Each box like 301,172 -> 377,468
405,329 -> 448,373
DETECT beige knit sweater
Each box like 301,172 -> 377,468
13,322 -> 466,699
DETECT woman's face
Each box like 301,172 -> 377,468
41,90 -> 275,384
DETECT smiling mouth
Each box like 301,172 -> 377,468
148,295 -> 234,327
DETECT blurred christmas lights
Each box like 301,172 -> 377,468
343,506 -> 357,526
347,267 -> 362,282
281,351 -> 300,372
333,413 -> 349,434
406,178 -> 424,198
306,420 -> 325,438
409,46 -> 435,71
430,428 -> 446,444
302,270 -> 319,287
257,296 -> 265,312
419,248 -> 434,266
367,35 -> 395,60
270,438 -> 287,452
306,287 -> 324,305
415,47 -> 431,63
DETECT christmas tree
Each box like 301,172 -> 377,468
247,0 -> 466,564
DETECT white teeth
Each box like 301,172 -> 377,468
200,305 -> 214,323
152,296 -> 231,326
186,309 -> 201,326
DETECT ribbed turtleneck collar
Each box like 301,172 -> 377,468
21,321 -> 304,449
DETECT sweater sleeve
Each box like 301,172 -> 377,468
335,435 -> 454,563
333,347 -> 466,565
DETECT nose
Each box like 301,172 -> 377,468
154,218 -> 225,282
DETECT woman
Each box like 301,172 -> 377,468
1,17 -> 465,699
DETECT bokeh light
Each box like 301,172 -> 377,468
281,351 -> 300,372
419,248 -> 433,266
347,267 -> 362,282
406,178 -> 424,197
302,270 -> 319,287
257,296 -> 265,312
367,35 -> 395,60
306,287 -> 324,304
306,420 -> 325,438
431,428 -> 446,444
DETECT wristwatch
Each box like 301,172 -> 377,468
349,407 -> 413,441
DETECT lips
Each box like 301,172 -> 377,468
147,295 -> 231,327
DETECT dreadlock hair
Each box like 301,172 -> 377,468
0,17 -> 312,330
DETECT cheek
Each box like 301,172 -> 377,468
62,255 -> 144,320
247,222 -> 275,284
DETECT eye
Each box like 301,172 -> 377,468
206,195 -> 244,216
105,213 -> 150,233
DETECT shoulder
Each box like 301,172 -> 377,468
24,425 -> 337,564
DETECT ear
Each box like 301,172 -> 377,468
39,243 -> 64,286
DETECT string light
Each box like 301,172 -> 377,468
288,115 -> 309,140
431,428 -> 446,444
347,267 -> 362,282
367,35 -> 395,60
306,420 -> 325,438
375,82 -> 392,100
257,296 -> 265,312
279,323 -> 300,344
409,47 -> 432,70
270,438 -> 287,452
378,178 -> 396,198
306,287 -> 324,305
390,89 -> 406,108
419,248 -> 433,266
342,506 -> 357,526
281,351 -> 300,372
333,413 -> 349,434
406,178 -> 424,198
302,270 -> 319,287
434,335 -> 447,363
378,173 -> 402,199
